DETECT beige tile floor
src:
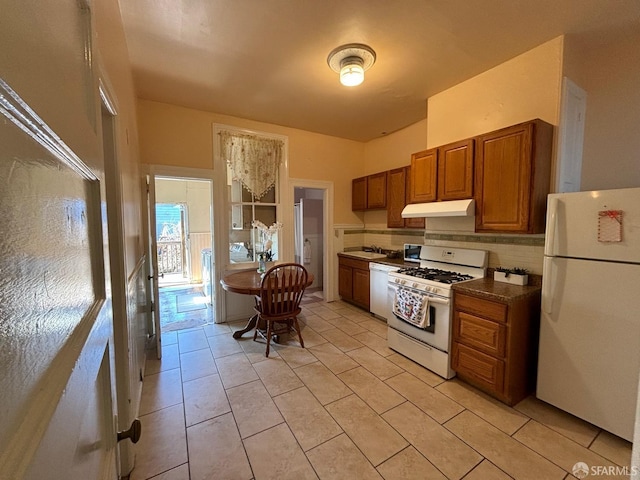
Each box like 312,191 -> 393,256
131,299 -> 633,480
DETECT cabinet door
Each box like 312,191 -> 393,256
409,149 -> 437,203
452,342 -> 505,395
352,268 -> 370,309
387,167 -> 406,228
338,264 -> 353,300
475,123 -> 533,232
352,176 -> 367,211
404,166 -> 425,228
438,139 -> 474,200
454,311 -> 506,358
367,172 -> 387,209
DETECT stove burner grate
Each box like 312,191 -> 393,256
395,267 -> 473,284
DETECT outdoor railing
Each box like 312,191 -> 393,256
157,240 -> 183,274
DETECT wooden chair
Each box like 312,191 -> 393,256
253,263 -> 308,357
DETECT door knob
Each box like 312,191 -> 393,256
147,273 -> 165,280
117,419 -> 142,444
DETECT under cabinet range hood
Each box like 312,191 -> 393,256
401,199 -> 475,218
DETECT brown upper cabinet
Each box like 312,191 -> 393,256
352,171 -> 387,211
404,166 -> 425,228
386,166 -> 424,229
352,176 -> 367,211
409,149 -> 438,203
409,139 -> 474,204
386,167 -> 406,228
438,139 -> 474,201
475,119 -> 553,234
367,171 -> 387,209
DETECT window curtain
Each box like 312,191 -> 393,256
219,131 -> 284,199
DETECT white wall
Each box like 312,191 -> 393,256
563,30 -> 640,190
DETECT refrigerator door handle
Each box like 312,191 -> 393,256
541,256 -> 554,315
544,197 -> 558,257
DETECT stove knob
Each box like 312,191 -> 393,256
412,282 -> 418,288
394,278 -> 400,284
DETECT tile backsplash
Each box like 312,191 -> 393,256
342,226 -> 545,274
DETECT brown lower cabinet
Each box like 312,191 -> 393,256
338,255 -> 370,310
451,290 -> 540,406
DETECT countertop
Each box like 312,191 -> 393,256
338,252 -> 416,268
453,277 -> 542,303
339,251 -> 542,303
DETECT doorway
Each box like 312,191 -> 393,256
149,173 -> 215,334
288,179 -> 334,303
155,202 -> 189,286
294,187 -> 325,301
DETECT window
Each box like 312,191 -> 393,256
228,178 -> 279,264
218,127 -> 286,265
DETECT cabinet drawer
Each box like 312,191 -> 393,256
338,256 -> 370,270
452,342 -> 504,394
454,311 -> 506,358
455,293 -> 507,323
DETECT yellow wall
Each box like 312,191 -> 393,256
426,36 -> 563,148
95,0 -> 145,275
137,100 -> 365,224
363,119 -> 428,174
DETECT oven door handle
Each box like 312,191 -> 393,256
423,296 -> 450,306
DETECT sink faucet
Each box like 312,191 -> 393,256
371,245 -> 382,253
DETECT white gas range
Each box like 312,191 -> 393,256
387,245 -> 488,379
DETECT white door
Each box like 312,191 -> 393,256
555,77 -> 587,193
146,175 -> 163,358
0,83 -> 118,477
538,256 -> 640,441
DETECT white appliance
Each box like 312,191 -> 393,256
401,199 -> 475,218
403,243 -> 422,263
537,187 -> 640,441
369,262 -> 400,319
387,246 -> 487,379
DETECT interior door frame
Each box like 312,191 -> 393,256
555,76 -> 587,193
286,178 -> 335,302
144,173 -> 162,358
144,165 -> 218,333
98,78 -> 138,476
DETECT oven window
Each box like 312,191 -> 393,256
425,305 -> 435,333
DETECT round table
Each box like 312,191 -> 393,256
220,268 -> 314,338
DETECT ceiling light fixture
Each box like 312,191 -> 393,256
327,43 -> 376,87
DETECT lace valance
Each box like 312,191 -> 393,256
219,131 -> 284,199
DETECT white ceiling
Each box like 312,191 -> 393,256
119,0 -> 640,142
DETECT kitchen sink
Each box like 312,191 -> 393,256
343,251 -> 386,259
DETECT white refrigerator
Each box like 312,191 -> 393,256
537,187 -> 640,441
